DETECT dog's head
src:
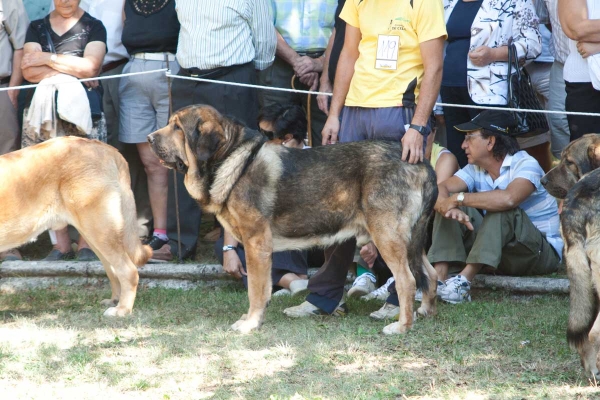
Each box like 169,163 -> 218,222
541,134 -> 600,198
148,105 -> 245,174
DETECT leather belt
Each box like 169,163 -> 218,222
101,58 -> 128,73
179,62 -> 251,79
297,50 -> 325,58
0,77 -> 10,85
132,52 -> 176,62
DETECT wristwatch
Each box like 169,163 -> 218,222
50,54 -> 58,64
456,192 -> 465,206
222,245 -> 237,252
409,123 -> 427,135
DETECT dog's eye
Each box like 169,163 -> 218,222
177,160 -> 185,170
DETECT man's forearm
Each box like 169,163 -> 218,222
411,66 -> 441,127
275,30 -> 299,65
328,49 -> 357,118
461,190 -> 518,212
320,29 -> 336,87
10,49 -> 24,87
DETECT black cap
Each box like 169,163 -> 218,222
454,110 -> 518,136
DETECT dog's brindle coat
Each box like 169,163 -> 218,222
541,134 -> 600,379
0,137 -> 152,316
149,105 -> 439,334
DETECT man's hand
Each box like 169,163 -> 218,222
293,56 -> 322,76
21,52 -> 52,69
468,46 -> 495,67
321,115 -> 340,145
83,79 -> 99,89
298,72 -> 319,90
317,79 -> 333,115
576,41 -> 600,58
7,89 -> 18,109
401,128 -> 424,164
360,242 -> 378,268
223,251 -> 246,279
444,208 -> 474,231
435,194 -> 458,215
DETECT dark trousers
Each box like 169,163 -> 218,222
441,85 -> 482,168
166,63 -> 260,259
565,81 -> 600,142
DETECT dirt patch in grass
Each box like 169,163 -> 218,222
0,287 -> 596,399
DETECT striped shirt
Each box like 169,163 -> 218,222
272,0 -> 336,52
455,151 -> 563,257
543,0 -> 570,64
175,0 -> 276,70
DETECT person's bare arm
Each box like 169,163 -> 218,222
8,49 -> 24,107
559,0 -> 600,42
21,42 -> 59,82
434,152 -> 459,184
443,178 -> 535,213
21,41 -> 105,80
321,24 -> 360,145
317,27 -> 336,115
402,36 -> 445,164
435,175 -> 469,214
222,231 -> 246,279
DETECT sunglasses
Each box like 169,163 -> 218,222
463,133 -> 483,142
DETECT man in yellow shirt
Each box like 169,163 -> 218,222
284,0 -> 447,318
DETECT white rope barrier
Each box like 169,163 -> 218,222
0,68 -> 168,92
2,66 -> 600,119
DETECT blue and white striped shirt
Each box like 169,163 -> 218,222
455,151 -> 563,257
175,0 -> 276,70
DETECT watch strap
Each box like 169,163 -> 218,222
222,245 -> 237,252
409,123 -> 427,135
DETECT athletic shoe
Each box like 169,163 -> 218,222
369,302 -> 400,320
439,275 -> 472,304
289,279 -> 309,297
144,235 -> 169,251
43,249 -> 76,261
0,248 -> 22,261
348,273 -> 377,298
77,248 -> 99,261
151,244 -> 174,262
283,300 -> 347,317
360,276 -> 394,301
272,288 -> 291,297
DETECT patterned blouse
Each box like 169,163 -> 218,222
443,0 -> 541,105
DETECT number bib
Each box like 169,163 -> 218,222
375,34 -> 400,70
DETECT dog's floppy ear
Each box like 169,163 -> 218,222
589,139 -> 600,170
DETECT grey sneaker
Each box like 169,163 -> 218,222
361,277 -> 394,301
348,273 -> 377,298
439,275 -> 471,304
283,300 -> 347,317
272,288 -> 291,297
369,302 -> 400,320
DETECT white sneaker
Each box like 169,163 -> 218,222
415,280 -> 446,302
272,288 -> 291,297
369,302 -> 400,320
283,300 -> 347,317
439,275 -> 471,304
361,277 -> 394,301
289,279 -> 309,297
348,273 -> 377,298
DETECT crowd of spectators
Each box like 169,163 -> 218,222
1,0 -> 599,318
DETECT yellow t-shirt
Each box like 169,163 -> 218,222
340,0 -> 447,108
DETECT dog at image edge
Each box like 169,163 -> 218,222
0,137 -> 152,316
148,104 -> 439,334
541,133 -> 600,380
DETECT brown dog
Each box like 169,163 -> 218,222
0,137 -> 152,316
148,105 -> 439,334
541,134 -> 600,379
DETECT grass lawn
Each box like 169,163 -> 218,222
0,286 -> 597,399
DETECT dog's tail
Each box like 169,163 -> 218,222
117,156 -> 153,267
407,164 -> 438,291
566,244 -> 598,349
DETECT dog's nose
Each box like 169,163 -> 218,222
147,134 -> 155,145
540,175 -> 548,187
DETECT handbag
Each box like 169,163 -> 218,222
41,21 -> 104,121
506,39 -> 549,137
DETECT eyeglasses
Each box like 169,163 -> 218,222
463,133 -> 483,142
259,127 -> 275,140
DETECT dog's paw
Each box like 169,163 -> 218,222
100,299 -> 118,307
382,321 -> 411,335
416,304 -> 437,317
231,318 -> 260,334
103,306 -> 132,317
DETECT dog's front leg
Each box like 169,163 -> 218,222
231,228 -> 273,334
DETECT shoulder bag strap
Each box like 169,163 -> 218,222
41,18 -> 57,54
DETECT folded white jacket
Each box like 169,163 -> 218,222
25,73 -> 92,137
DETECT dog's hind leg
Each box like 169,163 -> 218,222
98,253 -> 121,308
585,246 -> 600,380
231,225 -> 273,334
417,252 -> 437,318
372,232 -> 415,335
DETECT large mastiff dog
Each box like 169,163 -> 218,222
541,134 -> 600,379
0,137 -> 152,316
149,105 -> 439,334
